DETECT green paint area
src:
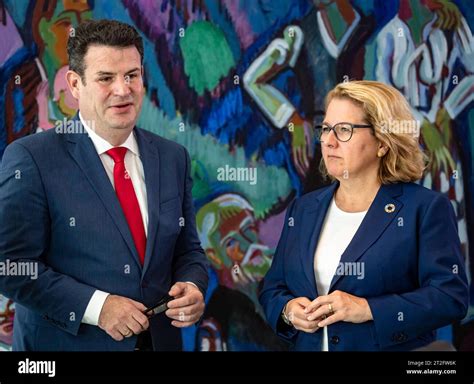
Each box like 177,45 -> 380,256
179,21 -> 235,95
364,39 -> 376,80
403,0 -> 432,45
327,3 -> 347,43
138,96 -> 292,218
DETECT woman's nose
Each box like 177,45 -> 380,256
324,129 -> 338,148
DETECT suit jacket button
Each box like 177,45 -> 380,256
330,336 -> 340,344
392,332 -> 408,342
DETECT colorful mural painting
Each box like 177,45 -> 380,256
0,0 -> 473,351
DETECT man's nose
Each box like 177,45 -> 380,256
113,76 -> 132,97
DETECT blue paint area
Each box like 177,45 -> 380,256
160,0 -> 169,13
262,139 -> 302,194
241,0 -> 311,36
364,0 -> 399,35
454,0 -> 474,27
142,38 -> 177,119
269,69 -> 303,117
200,87 -> 245,144
12,88 -> 25,134
4,0 -> 30,29
244,117 -> 271,158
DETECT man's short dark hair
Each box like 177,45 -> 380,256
67,19 -> 144,82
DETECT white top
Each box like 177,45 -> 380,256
313,198 -> 367,351
79,113 -> 148,326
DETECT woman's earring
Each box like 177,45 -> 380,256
378,150 -> 385,158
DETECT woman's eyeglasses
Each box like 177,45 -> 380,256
315,122 -> 373,142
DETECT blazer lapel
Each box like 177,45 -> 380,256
300,182 -> 338,298
66,116 -> 142,269
134,129 -> 160,278
328,183 -> 404,291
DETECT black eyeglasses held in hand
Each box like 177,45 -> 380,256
143,295 -> 173,318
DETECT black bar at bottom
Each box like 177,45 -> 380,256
0,351 -> 474,380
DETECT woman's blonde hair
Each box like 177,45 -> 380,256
319,80 -> 428,184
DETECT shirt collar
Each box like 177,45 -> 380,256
79,112 -> 139,157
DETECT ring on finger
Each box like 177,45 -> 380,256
328,303 -> 334,315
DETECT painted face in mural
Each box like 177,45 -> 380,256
197,195 -> 272,290
67,45 -> 144,135
37,0 -> 92,68
322,98 -> 381,182
36,0 -> 92,121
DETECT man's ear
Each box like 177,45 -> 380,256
66,70 -> 82,100
140,66 -> 146,95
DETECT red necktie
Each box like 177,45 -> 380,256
106,147 -> 146,265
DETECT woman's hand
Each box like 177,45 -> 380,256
284,297 -> 323,333
304,290 -> 373,327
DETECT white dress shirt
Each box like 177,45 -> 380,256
80,113 -> 148,326
313,198 -> 367,351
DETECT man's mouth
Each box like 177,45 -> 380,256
109,102 -> 133,113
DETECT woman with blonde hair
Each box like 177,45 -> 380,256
259,80 -> 468,351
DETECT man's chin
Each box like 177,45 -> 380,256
106,118 -> 137,130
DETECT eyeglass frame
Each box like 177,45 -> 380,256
315,122 -> 374,142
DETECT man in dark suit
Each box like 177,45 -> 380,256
0,19 -> 208,351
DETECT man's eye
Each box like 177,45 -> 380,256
99,77 -> 112,82
322,127 -> 331,133
340,126 -> 351,132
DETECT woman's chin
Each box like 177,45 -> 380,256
327,168 -> 345,179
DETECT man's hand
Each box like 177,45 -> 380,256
304,290 -> 373,327
165,282 -> 205,328
284,297 -> 322,334
98,295 -> 149,341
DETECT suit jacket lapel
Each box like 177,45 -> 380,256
66,116 -> 142,269
328,183 -> 404,291
300,182 -> 338,298
134,128 -> 160,277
